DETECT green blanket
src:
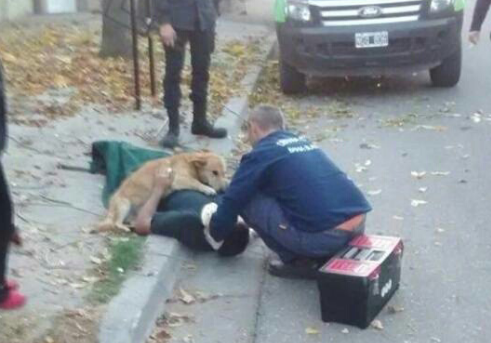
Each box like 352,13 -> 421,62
90,141 -> 170,206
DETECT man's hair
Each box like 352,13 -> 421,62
249,105 -> 285,131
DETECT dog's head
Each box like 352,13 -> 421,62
191,152 -> 229,192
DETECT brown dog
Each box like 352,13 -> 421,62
97,151 -> 228,232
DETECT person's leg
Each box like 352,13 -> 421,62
161,31 -> 189,148
0,163 -> 13,300
188,28 -> 226,139
298,218 -> 366,261
240,194 -> 303,263
151,210 -> 213,251
0,163 -> 25,309
240,193 -> 364,279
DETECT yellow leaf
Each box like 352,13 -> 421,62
2,53 -> 17,63
53,75 -> 68,88
305,327 -> 320,335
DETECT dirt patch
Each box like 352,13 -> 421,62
0,16 -> 266,127
36,306 -> 104,343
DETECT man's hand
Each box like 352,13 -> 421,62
159,24 -> 177,48
469,31 -> 480,45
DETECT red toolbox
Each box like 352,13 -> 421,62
317,235 -> 404,328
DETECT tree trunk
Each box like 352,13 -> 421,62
100,0 -> 132,58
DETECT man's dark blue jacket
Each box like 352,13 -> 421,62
210,131 -> 372,241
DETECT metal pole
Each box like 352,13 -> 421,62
145,0 -> 157,97
129,0 -> 141,110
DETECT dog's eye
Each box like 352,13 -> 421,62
212,171 -> 219,176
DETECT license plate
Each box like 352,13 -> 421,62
355,32 -> 389,48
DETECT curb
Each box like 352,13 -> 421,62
98,237 -> 187,343
98,32 -> 277,343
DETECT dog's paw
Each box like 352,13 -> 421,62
97,221 -> 114,232
115,224 -> 131,232
201,186 -> 217,196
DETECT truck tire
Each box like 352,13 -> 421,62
430,45 -> 461,88
280,59 -> 306,94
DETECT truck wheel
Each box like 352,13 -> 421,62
430,46 -> 461,88
280,59 -> 306,94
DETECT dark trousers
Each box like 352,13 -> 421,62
241,194 -> 365,263
151,210 -> 213,252
163,27 -> 215,127
0,162 -> 14,300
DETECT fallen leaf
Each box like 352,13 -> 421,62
53,75 -> 69,88
411,199 -> 428,207
179,288 -> 196,305
471,113 -> 482,123
415,125 -> 447,131
368,189 -> 382,196
371,319 -> 384,330
387,305 -> 405,314
430,171 -> 450,176
411,171 -> 426,179
359,143 -> 380,150
355,163 -> 368,173
305,327 -> 320,335
90,256 -> 102,265
2,53 -> 18,63
82,276 -> 99,283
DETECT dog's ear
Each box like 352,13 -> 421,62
191,155 -> 207,169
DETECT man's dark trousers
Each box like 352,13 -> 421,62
0,162 -> 14,301
241,194 -> 365,263
163,27 -> 215,128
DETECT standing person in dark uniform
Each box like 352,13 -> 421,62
154,0 -> 227,148
0,60 -> 26,310
469,0 -> 491,45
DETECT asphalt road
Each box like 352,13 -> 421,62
157,3 -> 491,343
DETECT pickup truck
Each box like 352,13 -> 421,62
274,0 -> 465,93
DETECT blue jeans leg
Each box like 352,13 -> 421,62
241,194 -> 366,263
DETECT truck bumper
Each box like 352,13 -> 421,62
277,14 -> 463,77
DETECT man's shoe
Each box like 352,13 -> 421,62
0,290 -> 26,310
159,130 -> 179,149
268,256 -> 320,280
191,121 -> 227,139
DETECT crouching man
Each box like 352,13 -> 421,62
208,105 -> 372,279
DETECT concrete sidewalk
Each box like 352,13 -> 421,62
98,18 -> 275,343
0,14 -> 275,343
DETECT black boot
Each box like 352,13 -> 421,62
160,110 -> 180,149
191,101 -> 227,138
191,120 -> 227,139
191,105 -> 226,138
